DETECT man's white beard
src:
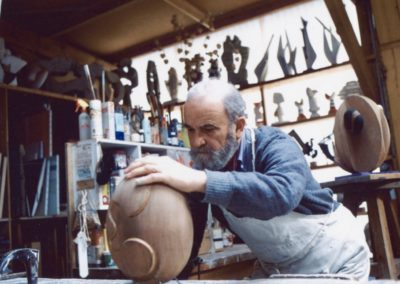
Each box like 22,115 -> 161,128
190,130 -> 240,170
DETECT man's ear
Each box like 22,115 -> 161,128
235,117 -> 246,140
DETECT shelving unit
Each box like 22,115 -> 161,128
65,138 -> 190,276
0,84 -> 79,277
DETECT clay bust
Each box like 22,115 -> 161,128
105,179 -> 193,282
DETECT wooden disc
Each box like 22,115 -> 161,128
106,179 -> 193,282
333,94 -> 390,173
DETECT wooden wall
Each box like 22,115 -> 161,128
371,0 -> 400,168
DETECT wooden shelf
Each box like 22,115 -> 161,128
271,113 -> 336,127
239,61 -> 351,91
16,213 -> 68,223
0,83 -> 80,103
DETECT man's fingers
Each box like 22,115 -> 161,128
124,164 -> 159,179
135,173 -> 164,186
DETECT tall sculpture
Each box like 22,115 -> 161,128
316,17 -> 341,65
254,35 -> 274,82
146,60 -> 163,120
301,18 -> 316,71
277,32 -> 297,76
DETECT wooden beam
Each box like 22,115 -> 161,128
110,0 -> 301,61
324,0 -> 380,103
50,0 -> 139,38
0,19 -> 115,70
163,0 -> 212,30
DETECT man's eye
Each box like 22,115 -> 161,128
203,127 -> 217,132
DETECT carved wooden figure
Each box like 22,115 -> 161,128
106,180 -> 193,283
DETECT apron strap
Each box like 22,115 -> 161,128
249,128 -> 256,171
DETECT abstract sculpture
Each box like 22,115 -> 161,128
254,35 -> 274,82
221,35 -> 249,87
165,67 -> 180,101
146,60 -> 163,120
301,18 -> 316,71
316,17 -> 341,65
333,94 -> 390,172
277,32 -> 297,76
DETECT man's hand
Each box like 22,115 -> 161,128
124,155 -> 206,194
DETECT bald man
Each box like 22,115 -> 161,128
124,79 -> 370,281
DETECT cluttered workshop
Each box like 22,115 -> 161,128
1,0 -> 400,283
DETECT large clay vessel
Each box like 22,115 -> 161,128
105,179 -> 193,282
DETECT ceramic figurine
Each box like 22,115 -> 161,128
301,18 -> 316,71
221,35 -> 249,87
165,67 -> 180,101
306,87 -> 320,118
295,99 -> 307,121
277,32 -> 297,76
273,92 -> 285,123
254,35 -> 274,82
325,92 -> 337,115
316,17 -> 341,65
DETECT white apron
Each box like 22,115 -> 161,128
220,128 -> 370,280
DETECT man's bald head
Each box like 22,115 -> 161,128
185,79 -> 247,124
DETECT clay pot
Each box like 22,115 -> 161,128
106,179 -> 193,283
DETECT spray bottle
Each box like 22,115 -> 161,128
76,99 -> 91,140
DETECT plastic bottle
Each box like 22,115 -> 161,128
101,101 -> 115,140
160,117 -> 169,145
142,117 -> 152,144
150,118 -> 160,144
114,105 -> 125,141
78,106 -> 91,140
169,118 -> 178,146
89,99 -> 103,139
123,109 -> 131,142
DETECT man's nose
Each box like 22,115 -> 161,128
190,133 -> 206,148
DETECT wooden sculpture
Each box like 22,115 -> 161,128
105,179 -> 193,283
333,94 -> 390,173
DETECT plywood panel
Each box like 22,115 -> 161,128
381,48 -> 400,168
371,0 -> 400,44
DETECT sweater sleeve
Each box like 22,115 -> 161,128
203,128 -> 310,220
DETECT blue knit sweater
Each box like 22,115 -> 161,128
203,126 -> 339,220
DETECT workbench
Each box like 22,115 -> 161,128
189,244 -> 255,280
1,278 -> 400,283
80,244 -> 256,280
321,172 -> 400,279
